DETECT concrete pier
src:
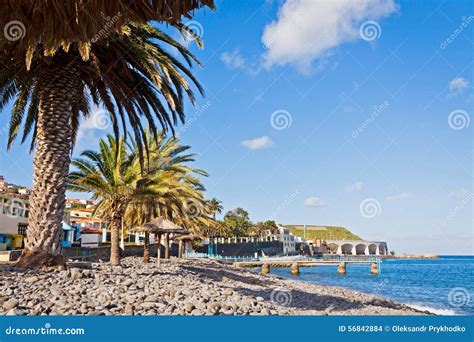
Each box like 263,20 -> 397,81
371,262 -> 379,275
234,259 -> 380,275
337,262 -> 346,275
261,263 -> 270,274
290,263 -> 299,276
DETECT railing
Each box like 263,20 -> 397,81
322,255 -> 382,262
210,254 -> 259,261
185,252 -> 208,259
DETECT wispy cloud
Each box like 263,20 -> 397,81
261,0 -> 398,73
449,77 -> 470,95
386,192 -> 412,201
449,188 -> 471,199
304,196 -> 327,207
241,136 -> 274,150
221,49 -> 246,70
346,181 -> 364,193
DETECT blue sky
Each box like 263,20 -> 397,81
0,0 -> 472,254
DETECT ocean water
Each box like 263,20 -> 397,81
269,256 -> 474,315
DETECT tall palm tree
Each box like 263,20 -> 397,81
207,197 -> 223,220
3,21 -> 207,268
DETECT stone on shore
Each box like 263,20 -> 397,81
0,256 -> 427,316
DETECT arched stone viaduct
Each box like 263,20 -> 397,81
325,240 -> 388,256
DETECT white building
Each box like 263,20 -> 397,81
0,194 -> 29,235
277,225 -> 296,254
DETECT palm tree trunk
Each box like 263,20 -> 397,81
164,233 -> 170,259
156,233 -> 162,266
143,231 -> 150,263
17,54 -> 80,269
178,240 -> 183,258
110,210 -> 122,266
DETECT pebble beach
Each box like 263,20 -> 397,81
0,257 -> 430,316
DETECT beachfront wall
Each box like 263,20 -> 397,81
62,243 -> 168,262
326,240 -> 388,256
195,240 -> 284,257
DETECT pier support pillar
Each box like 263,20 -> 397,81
261,263 -> 270,274
290,263 -> 299,276
337,262 -> 346,275
371,262 -> 379,275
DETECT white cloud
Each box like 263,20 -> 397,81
449,188 -> 471,199
386,192 -> 412,201
221,49 -> 246,70
346,181 -> 364,192
304,196 -> 327,207
449,77 -> 470,95
261,0 -> 397,73
241,136 -> 274,150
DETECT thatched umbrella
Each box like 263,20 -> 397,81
132,218 -> 187,264
173,234 -> 202,258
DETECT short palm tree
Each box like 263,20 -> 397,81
207,198 -> 223,220
3,20 -> 207,268
69,135 -> 153,265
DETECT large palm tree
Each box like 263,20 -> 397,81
124,131 -> 209,261
2,20 -> 208,268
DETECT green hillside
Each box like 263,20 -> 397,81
285,225 -> 361,240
